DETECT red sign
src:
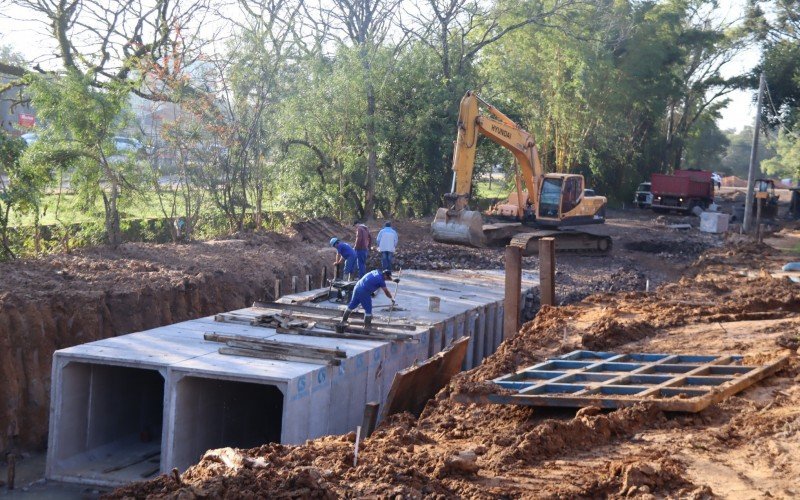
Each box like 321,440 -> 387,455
18,113 -> 35,128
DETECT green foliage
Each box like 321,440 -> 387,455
0,131 -> 53,259
762,127 -> 800,179
24,71 -> 141,246
719,126 -> 777,176
683,116 -> 730,170
2,0 -> 767,256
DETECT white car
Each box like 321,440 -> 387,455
711,172 -> 722,189
634,182 -> 653,208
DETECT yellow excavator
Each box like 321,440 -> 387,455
431,91 -> 611,254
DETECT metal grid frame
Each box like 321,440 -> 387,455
469,350 -> 789,412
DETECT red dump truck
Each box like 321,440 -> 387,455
650,169 -> 714,214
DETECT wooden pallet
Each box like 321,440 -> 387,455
454,350 -> 790,412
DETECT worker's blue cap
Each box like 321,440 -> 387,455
330,237 -> 339,247
384,222 -> 391,227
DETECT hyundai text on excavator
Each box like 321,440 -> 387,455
431,91 -> 611,254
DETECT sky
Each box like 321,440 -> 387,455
0,0 -> 763,132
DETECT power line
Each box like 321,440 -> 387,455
764,82 -> 800,140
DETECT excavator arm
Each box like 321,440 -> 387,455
445,91 -> 542,213
432,91 -> 608,249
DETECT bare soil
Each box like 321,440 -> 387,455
3,209 -> 799,498
106,213 -> 800,499
0,220 -> 347,452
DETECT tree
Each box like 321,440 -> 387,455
762,126 -> 800,179
682,114 -> 730,170
0,131 -> 52,259
25,71 -> 141,247
5,0 -> 209,99
719,126 -> 776,176
319,0 -> 403,220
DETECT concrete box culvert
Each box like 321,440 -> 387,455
46,360 -> 167,486
46,270 -> 538,486
168,375 -> 284,472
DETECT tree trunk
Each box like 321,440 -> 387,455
362,45 -> 377,221
0,205 -> 14,259
255,180 -> 264,231
104,181 -> 121,248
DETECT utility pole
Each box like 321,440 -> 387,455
743,72 -> 766,233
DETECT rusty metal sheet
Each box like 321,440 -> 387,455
380,337 -> 470,421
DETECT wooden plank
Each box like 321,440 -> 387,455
225,341 -> 341,362
219,346 -> 341,366
314,323 -> 414,340
275,326 -> 405,342
361,402 -> 380,438
254,301 -> 364,318
101,451 -> 161,473
204,332 -> 346,358
380,337 -> 470,421
262,311 -> 417,331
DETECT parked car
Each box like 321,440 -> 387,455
711,172 -> 722,189
634,182 -> 652,208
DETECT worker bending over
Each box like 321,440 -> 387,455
340,269 -> 395,328
330,238 -> 357,280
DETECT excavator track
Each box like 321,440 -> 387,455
510,230 -> 612,256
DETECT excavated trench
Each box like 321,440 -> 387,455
0,240 -> 332,455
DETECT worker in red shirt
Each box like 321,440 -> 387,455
352,220 -> 372,278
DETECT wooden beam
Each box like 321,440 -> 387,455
361,402 -> 380,438
503,245 -> 522,340
219,347 -> 341,366
204,332 -> 346,358
539,237 -> 556,306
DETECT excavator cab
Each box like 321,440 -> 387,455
535,174 -> 606,227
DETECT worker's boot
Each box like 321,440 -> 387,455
337,309 -> 352,333
364,314 -> 373,329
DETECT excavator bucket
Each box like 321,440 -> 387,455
431,208 -> 485,247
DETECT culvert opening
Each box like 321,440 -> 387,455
50,363 -> 164,484
171,377 -> 284,471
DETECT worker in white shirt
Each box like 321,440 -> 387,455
376,221 -> 399,271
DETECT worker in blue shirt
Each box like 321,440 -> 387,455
340,269 -> 395,328
330,238 -> 357,280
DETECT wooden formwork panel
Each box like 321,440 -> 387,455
459,350 -> 789,412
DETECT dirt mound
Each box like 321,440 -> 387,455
776,332 -> 800,350
494,404 -> 663,467
581,317 -> 652,350
584,455 -> 710,498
